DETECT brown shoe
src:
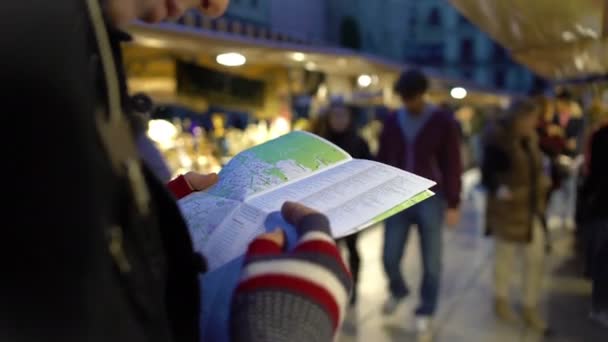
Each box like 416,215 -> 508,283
523,306 -> 548,332
494,297 -> 517,322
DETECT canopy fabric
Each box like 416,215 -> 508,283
449,0 -> 608,80
126,22 -> 513,104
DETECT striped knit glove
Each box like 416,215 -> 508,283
167,172 -> 218,199
230,202 -> 353,342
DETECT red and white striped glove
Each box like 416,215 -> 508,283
167,172 -> 218,199
231,202 -> 353,342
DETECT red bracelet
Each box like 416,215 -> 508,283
167,174 -> 194,199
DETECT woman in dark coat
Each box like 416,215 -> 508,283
581,121 -> 608,326
482,100 -> 551,332
316,102 -> 372,307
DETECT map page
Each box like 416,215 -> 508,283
207,131 -> 350,201
247,159 -> 436,238
178,132 -> 436,270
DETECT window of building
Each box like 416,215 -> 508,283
460,38 -> 474,63
493,42 -> 507,62
428,8 -> 442,27
462,69 -> 473,80
494,69 -> 506,88
339,16 -> 362,50
459,14 -> 470,26
409,14 -> 417,29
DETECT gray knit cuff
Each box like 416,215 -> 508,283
297,213 -> 331,237
231,290 -> 334,342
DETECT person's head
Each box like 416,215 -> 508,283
555,89 -> 573,114
315,99 -> 356,138
131,93 -> 154,116
105,0 -> 230,27
327,103 -> 353,134
394,69 -> 429,115
505,99 -> 539,137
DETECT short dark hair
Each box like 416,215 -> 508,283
394,69 -> 429,99
556,89 -> 573,101
130,93 -> 154,114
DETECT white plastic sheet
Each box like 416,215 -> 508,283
449,0 -> 608,80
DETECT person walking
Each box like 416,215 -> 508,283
316,101 -> 372,308
554,90 -> 584,157
580,117 -> 608,327
377,69 -> 462,337
481,100 -> 551,333
130,93 -> 174,182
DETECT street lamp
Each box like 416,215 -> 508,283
357,74 -> 373,88
216,52 -> 246,67
291,52 -> 306,62
450,87 -> 467,99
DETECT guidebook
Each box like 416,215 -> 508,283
178,131 -> 435,271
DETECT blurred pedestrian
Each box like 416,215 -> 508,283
535,95 -> 566,194
554,90 -> 584,156
316,101 -> 372,308
481,100 -> 551,332
576,102 -> 607,253
579,111 -> 608,327
2,1 -> 351,342
534,95 -> 565,251
377,69 -> 462,337
553,90 -> 584,229
130,93 -> 173,182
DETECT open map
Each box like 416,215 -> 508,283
178,131 -> 436,271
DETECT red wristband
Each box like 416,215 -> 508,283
167,175 -> 193,199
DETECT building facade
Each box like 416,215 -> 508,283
223,0 -> 327,43
223,0 -> 270,26
325,0 -> 536,92
186,0 -> 536,92
325,0 -> 410,61
269,0 -> 327,43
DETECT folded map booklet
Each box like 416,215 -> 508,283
179,131 -> 435,271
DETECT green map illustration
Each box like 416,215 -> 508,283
371,190 -> 435,224
208,131 -> 350,201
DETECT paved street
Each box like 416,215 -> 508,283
338,170 -> 606,342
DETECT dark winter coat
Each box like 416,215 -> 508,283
482,122 -> 551,243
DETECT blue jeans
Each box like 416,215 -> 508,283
382,195 -> 444,316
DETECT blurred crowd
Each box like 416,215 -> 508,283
135,67 -> 608,337
479,89 -> 608,332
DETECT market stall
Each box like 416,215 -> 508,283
123,20 -> 512,176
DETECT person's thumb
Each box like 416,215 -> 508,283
185,172 -> 218,191
281,201 -> 319,227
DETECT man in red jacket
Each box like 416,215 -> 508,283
377,70 -> 462,337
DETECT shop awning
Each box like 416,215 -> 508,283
126,22 -> 512,105
127,23 -> 404,76
449,0 -> 608,81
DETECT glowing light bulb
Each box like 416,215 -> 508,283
216,52 -> 246,67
